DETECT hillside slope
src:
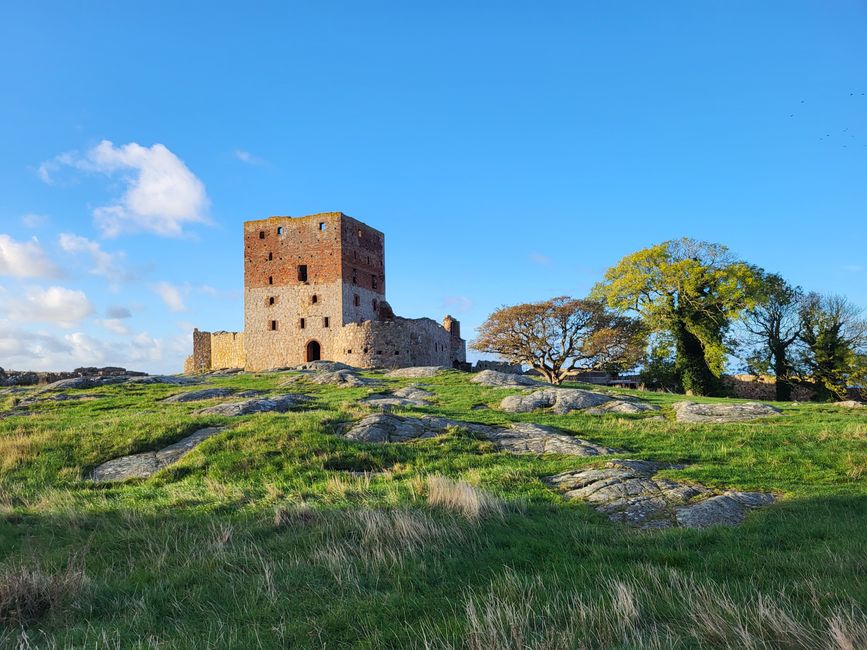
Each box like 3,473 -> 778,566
1,368 -> 865,648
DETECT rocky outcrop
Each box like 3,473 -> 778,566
284,369 -> 382,388
35,374 -> 199,392
361,386 -> 434,408
344,414 -> 443,443
499,387 -> 656,415
548,459 -> 774,529
196,394 -> 307,416
836,400 -> 865,409
163,388 -> 236,403
0,366 -> 145,387
384,366 -> 448,378
344,414 -> 617,456
470,370 -> 544,388
485,422 -> 618,455
294,361 -> 358,373
126,376 -> 202,386
672,401 -> 782,423
584,400 -> 660,415
90,426 -> 224,482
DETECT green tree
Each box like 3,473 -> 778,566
594,238 -> 763,396
741,273 -> 803,401
471,296 -> 646,385
799,293 -> 867,401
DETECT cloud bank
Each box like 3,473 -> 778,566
40,140 -> 209,238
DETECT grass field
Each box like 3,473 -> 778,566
0,370 -> 865,648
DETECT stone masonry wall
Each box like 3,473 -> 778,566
243,213 -> 386,371
210,331 -> 246,369
333,316 -> 464,369
185,329 -> 245,373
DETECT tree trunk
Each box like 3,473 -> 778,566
772,350 -> 792,401
673,321 -> 722,396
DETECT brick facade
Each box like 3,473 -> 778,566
185,212 -> 466,372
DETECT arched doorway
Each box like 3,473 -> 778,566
306,340 -> 321,362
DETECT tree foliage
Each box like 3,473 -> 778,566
471,296 -> 646,385
594,238 -> 763,396
741,273 -> 803,401
799,293 -> 867,400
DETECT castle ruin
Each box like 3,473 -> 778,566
185,212 -> 466,372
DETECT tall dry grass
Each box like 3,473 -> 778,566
0,561 -> 87,627
421,567 -> 867,650
425,475 -> 505,521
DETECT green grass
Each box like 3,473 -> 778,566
0,370 -> 865,648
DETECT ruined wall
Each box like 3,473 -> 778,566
473,360 -> 523,374
210,332 -> 246,369
333,316 -> 464,369
724,375 -> 816,401
184,329 -> 245,373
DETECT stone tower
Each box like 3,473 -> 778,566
243,212 -> 386,370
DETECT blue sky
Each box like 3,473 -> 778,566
1,1 -> 865,373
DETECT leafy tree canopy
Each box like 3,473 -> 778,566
471,296 -> 645,385
594,238 -> 763,395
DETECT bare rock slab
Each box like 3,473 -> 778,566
163,388 -> 236,403
90,426 -> 224,482
486,422 -> 618,456
196,394 -> 307,416
283,369 -> 382,388
126,375 -> 202,386
673,401 -> 782,423
384,366 -> 448,378
548,459 -> 773,529
470,370 -> 544,388
294,361 -> 358,372
499,387 -> 655,415
361,386 -> 434,409
344,414 -> 443,442
344,414 -> 617,456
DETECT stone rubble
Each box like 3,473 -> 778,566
90,426 -> 225,482
672,401 -> 782,423
548,459 -> 774,529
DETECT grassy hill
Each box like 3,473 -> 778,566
0,369 -> 865,648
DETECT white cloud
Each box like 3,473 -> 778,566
842,264 -> 863,273
0,322 -> 191,374
2,286 -> 94,328
153,281 -> 187,312
530,251 -> 552,267
442,295 -> 474,313
40,140 -> 209,238
21,213 -> 49,228
0,234 -> 61,278
233,149 -> 267,166
58,232 -> 130,281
